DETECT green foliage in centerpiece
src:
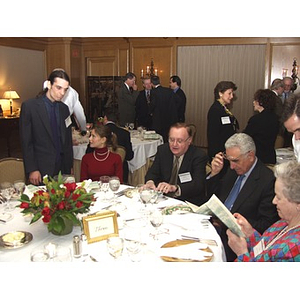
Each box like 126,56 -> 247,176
18,172 -> 96,235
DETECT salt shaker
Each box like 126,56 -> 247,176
81,233 -> 88,257
73,235 -> 82,258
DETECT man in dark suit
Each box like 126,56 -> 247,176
206,133 -> 279,261
135,76 -> 152,129
118,72 -> 139,127
103,108 -> 134,183
145,123 -> 208,205
169,75 -> 186,122
20,69 -> 73,185
150,76 -> 179,142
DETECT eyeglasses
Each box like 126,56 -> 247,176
168,137 -> 190,145
222,151 -> 250,163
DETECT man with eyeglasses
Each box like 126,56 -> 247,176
206,133 -> 279,261
144,123 -> 208,205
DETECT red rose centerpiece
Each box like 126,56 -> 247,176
19,173 -> 96,235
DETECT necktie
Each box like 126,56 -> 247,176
169,156 -> 179,185
224,175 -> 245,210
146,90 -> 150,105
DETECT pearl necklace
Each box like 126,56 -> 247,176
93,150 -> 110,162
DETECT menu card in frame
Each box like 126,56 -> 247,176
82,210 -> 119,244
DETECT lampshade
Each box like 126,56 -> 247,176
2,90 -> 20,100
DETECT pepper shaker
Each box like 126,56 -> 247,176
73,235 -> 82,258
81,233 -> 88,257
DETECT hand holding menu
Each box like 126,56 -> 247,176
186,194 -> 245,237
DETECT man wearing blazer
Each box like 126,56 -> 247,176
169,75 -> 186,122
145,123 -> 208,205
150,76 -> 179,142
206,133 -> 279,261
118,72 -> 139,127
20,69 -> 73,185
135,77 -> 152,129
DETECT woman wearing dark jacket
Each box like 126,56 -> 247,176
207,81 -> 239,162
243,89 -> 279,164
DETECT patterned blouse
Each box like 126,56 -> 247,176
236,220 -> 300,262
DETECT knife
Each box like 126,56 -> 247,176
0,219 -> 6,224
181,235 -> 218,246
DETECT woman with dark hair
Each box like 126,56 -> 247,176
80,125 -> 123,182
243,89 -> 279,164
207,81 -> 239,162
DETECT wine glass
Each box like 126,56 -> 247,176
149,209 -> 164,240
99,176 -> 110,201
0,182 -> 15,211
139,188 -> 154,210
13,180 -> 25,197
128,123 -> 134,131
106,237 -> 124,260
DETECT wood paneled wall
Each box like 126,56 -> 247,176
1,37 -> 300,144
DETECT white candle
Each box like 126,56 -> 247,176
154,68 -> 158,75
141,69 -> 144,77
45,242 -> 57,258
146,66 -> 150,74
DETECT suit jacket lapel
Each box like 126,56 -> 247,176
36,99 -> 53,142
231,163 -> 260,212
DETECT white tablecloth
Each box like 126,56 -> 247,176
128,136 -> 163,172
0,185 -> 226,262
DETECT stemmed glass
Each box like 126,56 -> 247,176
139,188 -> 155,211
13,180 -> 25,198
0,182 -> 15,211
106,237 -> 124,260
128,123 -> 134,131
149,209 -> 164,240
109,176 -> 123,210
99,176 -> 110,201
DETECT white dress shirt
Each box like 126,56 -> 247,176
62,86 -> 87,131
292,135 -> 300,162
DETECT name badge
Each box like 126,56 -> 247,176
65,115 -> 72,128
253,239 -> 265,257
179,172 -> 192,183
221,116 -> 231,125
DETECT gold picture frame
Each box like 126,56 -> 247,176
82,210 -> 119,244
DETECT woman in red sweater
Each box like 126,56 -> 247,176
80,125 -> 123,182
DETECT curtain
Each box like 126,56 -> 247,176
177,44 -> 266,148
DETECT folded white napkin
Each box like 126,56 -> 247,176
159,242 -> 213,261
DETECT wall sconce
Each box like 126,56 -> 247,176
141,58 -> 158,78
2,90 -> 20,115
291,58 -> 299,90
282,58 -> 299,91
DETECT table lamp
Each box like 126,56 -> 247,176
2,90 -> 20,115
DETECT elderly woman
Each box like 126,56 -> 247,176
227,160 -> 300,262
244,89 -> 279,164
80,125 -> 123,182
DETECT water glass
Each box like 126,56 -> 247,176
99,176 -> 110,200
149,209 -> 164,240
106,236 -> 124,260
52,246 -> 72,262
0,182 -> 15,211
30,248 -> 50,262
13,180 -> 25,197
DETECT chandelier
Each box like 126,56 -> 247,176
140,58 -> 158,78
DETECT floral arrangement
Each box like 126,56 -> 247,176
18,173 -> 96,234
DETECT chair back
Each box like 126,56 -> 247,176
0,157 -> 26,183
187,124 -> 197,143
109,146 -> 126,162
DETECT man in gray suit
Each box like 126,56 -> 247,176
206,133 -> 279,261
20,69 -> 73,185
117,72 -> 139,127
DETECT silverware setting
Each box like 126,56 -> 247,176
181,235 -> 218,246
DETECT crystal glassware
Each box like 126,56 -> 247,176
99,176 -> 110,201
106,237 -> 124,260
0,182 -> 15,211
149,209 -> 164,240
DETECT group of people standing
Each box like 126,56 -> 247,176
18,68 -> 300,262
118,72 -> 186,142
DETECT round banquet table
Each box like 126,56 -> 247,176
0,184 -> 226,263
